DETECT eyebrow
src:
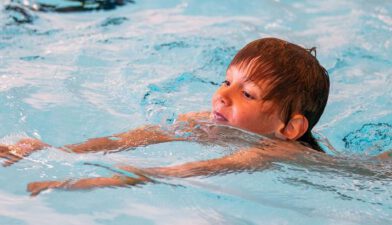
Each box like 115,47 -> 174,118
243,81 -> 265,98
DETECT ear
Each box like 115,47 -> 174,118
276,114 -> 309,141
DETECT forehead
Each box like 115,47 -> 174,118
226,65 -> 273,90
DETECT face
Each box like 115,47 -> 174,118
211,65 -> 285,137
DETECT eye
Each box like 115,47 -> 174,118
242,91 -> 255,99
222,80 -> 231,86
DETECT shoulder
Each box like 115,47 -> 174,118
244,139 -> 317,161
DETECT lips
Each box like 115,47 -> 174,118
213,111 -> 228,122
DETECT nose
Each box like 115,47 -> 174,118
215,88 -> 232,106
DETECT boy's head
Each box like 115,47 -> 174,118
211,37 -> 329,150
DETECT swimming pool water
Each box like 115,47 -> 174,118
1,0 -> 392,224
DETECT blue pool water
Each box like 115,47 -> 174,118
1,0 -> 392,224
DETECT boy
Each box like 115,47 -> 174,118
1,37 -> 330,196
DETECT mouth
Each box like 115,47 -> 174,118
212,111 -> 228,122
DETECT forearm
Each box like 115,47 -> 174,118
62,111 -> 209,153
64,176 -> 147,189
27,175 -> 150,196
139,148 -> 270,178
145,159 -> 233,178
63,125 -> 183,153
62,137 -> 125,153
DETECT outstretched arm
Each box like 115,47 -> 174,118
68,111 -> 211,153
1,111 -> 209,166
0,125 -> 183,166
27,146 -> 292,196
47,111 -> 212,152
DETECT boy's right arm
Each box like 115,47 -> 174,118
0,125 -> 184,166
1,111 -> 209,166
60,111 -> 210,153
63,125 -> 184,153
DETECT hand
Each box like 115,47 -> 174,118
0,138 -> 49,167
27,180 -> 64,196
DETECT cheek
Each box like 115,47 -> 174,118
258,112 -> 284,132
232,104 -> 281,132
232,105 -> 259,124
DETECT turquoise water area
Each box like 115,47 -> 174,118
1,0 -> 392,224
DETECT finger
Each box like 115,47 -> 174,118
1,153 -> 23,167
3,158 -> 22,167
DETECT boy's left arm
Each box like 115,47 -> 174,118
27,146 -> 291,196
28,174 -> 151,196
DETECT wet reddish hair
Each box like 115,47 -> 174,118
229,37 -> 330,152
